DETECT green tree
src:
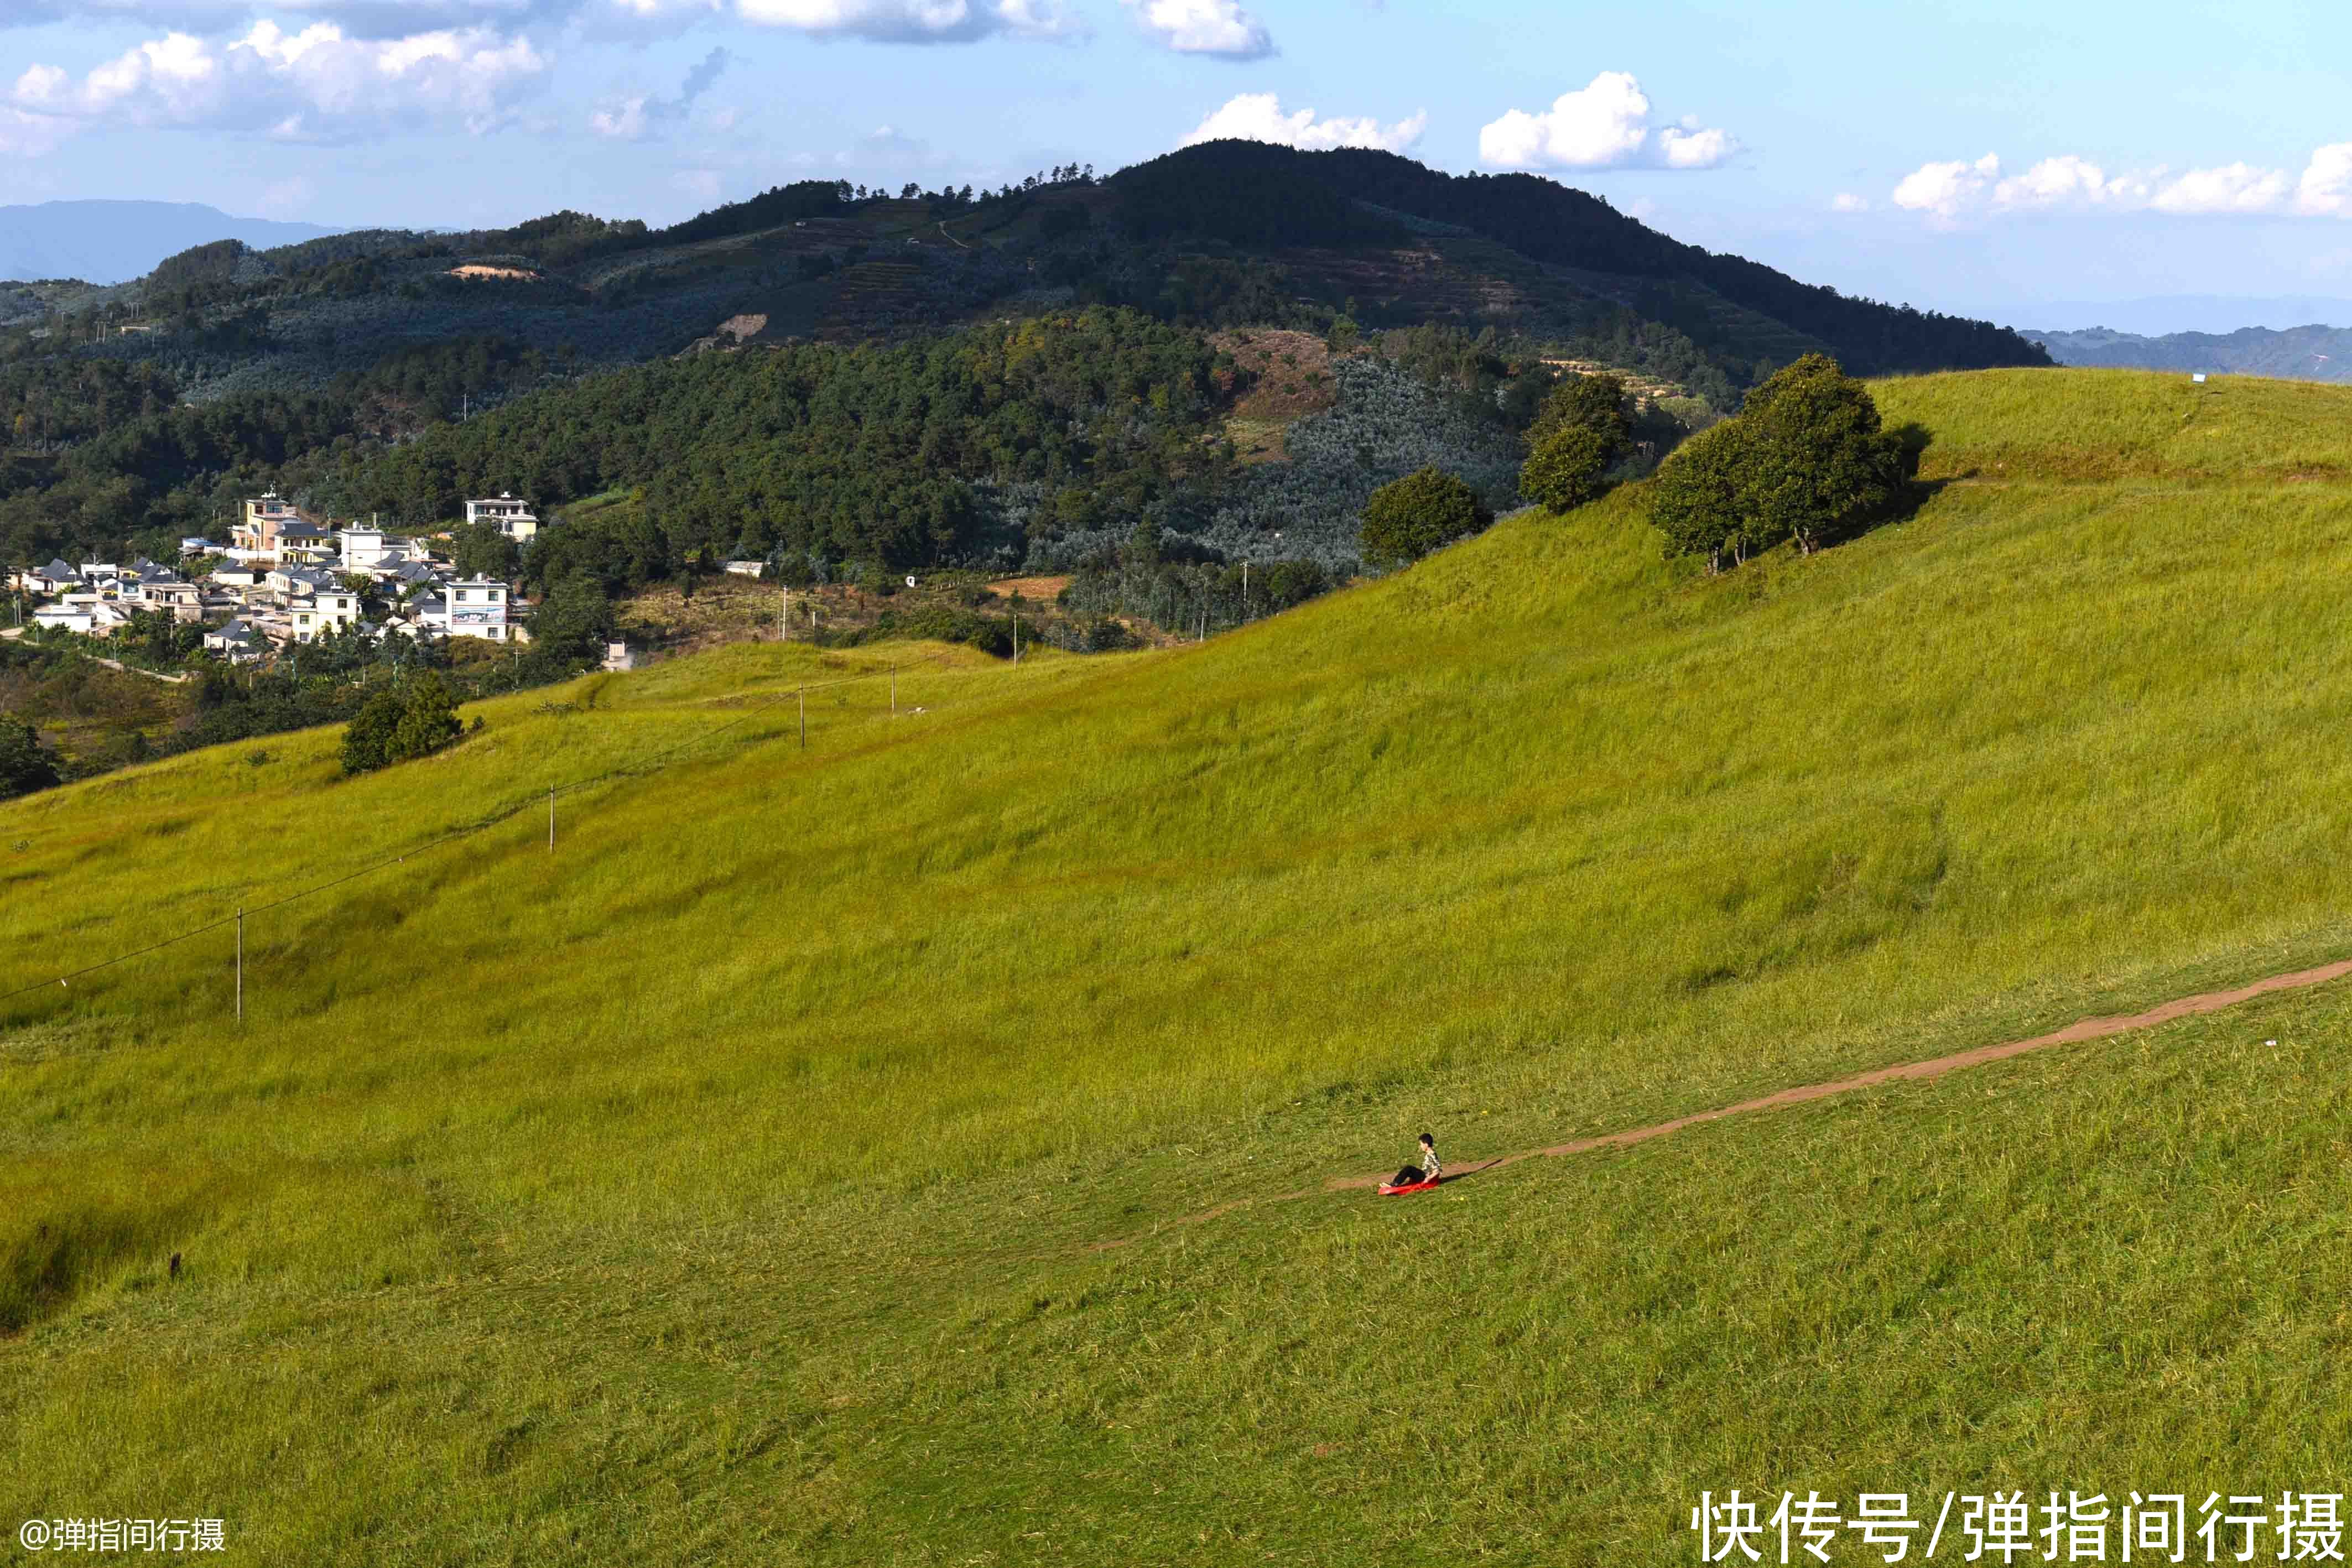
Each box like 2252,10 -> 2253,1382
1520,425 -> 1612,512
451,522 -> 522,582
1528,372 -> 1632,456
340,687 -> 403,775
0,718 -> 60,799
1735,353 -> 1906,556
1648,420 -> 1754,571
528,576 -> 615,670
1358,467 -> 1492,569
1647,355 -> 1905,569
390,674 -> 462,763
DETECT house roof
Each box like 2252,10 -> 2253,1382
40,558 -> 74,579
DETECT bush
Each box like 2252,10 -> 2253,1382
1359,467 -> 1492,570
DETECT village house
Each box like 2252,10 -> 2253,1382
464,493 -> 539,544
229,493 -> 302,564
275,518 -> 337,565
33,595 -> 129,636
204,619 -> 263,663
440,580 -> 517,639
268,564 -> 339,602
136,579 -> 204,623
289,589 -> 361,643
338,526 -> 426,572
17,559 -> 78,595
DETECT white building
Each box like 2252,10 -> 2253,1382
433,578 -> 514,642
289,590 -> 361,643
338,527 -> 428,572
464,493 -> 539,544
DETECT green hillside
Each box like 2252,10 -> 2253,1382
8,368 -> 2352,1562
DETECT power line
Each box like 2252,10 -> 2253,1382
0,652 -> 947,1009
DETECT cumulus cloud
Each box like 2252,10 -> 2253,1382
1179,92 -> 1425,154
1891,144 -> 2352,222
3,0 -> 1083,44
726,0 -> 1081,41
10,20 -> 550,141
1830,191 -> 1869,213
1477,73 -> 1736,172
1121,0 -> 1271,59
1889,153 -> 1999,221
590,44 -> 729,139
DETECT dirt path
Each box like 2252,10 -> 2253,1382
1094,957 -> 2352,1250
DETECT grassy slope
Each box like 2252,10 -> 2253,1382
7,368 -> 2352,1560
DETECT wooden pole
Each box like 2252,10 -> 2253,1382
549,785 -> 556,850
235,908 -> 243,1024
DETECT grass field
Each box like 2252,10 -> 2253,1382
7,367 -> 2352,1562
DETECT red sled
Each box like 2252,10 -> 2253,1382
1378,1177 -> 1442,1196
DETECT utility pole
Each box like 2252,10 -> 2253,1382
1242,559 -> 1249,622
235,908 -> 243,1024
779,585 -> 788,643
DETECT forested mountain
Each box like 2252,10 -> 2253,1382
1111,143 -> 2048,379
0,147 -> 2045,600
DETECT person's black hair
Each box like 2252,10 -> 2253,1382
1418,1132 -> 1434,1146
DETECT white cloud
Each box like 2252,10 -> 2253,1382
2297,143 -> 2352,217
1891,153 -> 1999,221
729,0 -> 1081,40
1179,92 -> 1425,154
10,20 -> 550,142
2150,161 -> 2289,215
1121,0 -> 1271,59
1830,191 -> 1869,213
1477,73 -> 1736,171
1891,144 -> 2352,223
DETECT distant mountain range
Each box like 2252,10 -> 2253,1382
2022,323 -> 2352,383
0,200 -> 342,285
2021,295 -> 2352,336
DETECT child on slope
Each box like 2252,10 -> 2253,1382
1392,1132 -> 1442,1189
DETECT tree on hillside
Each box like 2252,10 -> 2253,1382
1736,353 -> 1907,557
1647,353 -> 1906,569
452,522 -> 522,582
0,718 -> 60,800
528,576 -> 616,670
340,686 -> 404,775
1520,425 -> 1613,513
391,674 -> 462,763
342,674 -> 464,776
1529,372 -> 1632,456
1359,467 -> 1492,569
1648,420 -> 1753,571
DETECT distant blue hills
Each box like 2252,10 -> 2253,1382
0,200 -> 342,285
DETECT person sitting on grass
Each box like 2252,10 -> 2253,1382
1392,1132 -> 1442,1189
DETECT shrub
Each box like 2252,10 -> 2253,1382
1359,467 -> 1492,570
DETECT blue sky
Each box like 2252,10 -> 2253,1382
7,0 -> 2352,323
